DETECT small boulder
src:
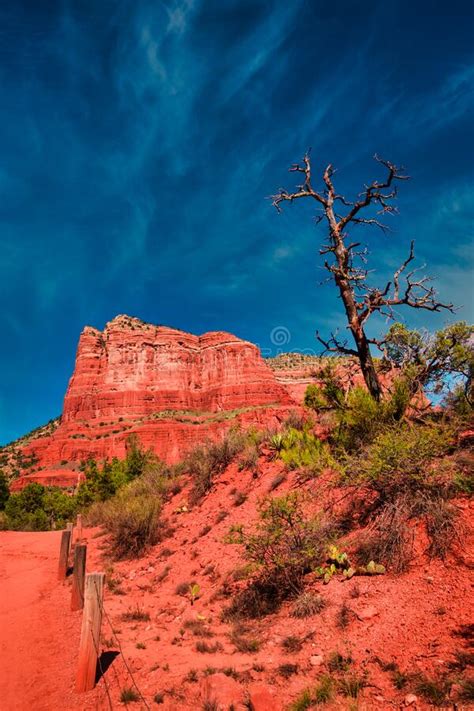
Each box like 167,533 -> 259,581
248,685 -> 283,711
309,655 -> 324,667
404,693 -> 418,706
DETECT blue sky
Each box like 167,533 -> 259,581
1,0 -> 473,444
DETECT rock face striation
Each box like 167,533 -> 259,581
13,316 -> 296,487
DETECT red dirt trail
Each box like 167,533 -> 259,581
0,531 -> 84,711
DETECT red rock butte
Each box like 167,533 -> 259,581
13,315 -> 299,488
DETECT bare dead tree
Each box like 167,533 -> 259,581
272,153 -> 455,401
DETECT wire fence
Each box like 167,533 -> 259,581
92,577 -> 151,711
64,522 -> 151,711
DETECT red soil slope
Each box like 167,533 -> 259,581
2,460 -> 472,710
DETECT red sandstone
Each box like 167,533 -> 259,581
14,316 -> 298,488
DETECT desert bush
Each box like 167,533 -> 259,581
229,624 -> 261,653
279,427 -> 337,475
99,485 -> 162,559
313,675 -> 335,704
351,424 -> 453,493
175,581 -> 192,596
196,640 -> 223,654
282,635 -> 303,653
458,678 -> 474,702
346,423 -> 463,568
306,373 -> 412,452
289,688 -> 312,711
268,433 -> 285,455
76,435 -> 159,508
226,493 -> 336,615
423,496 -> 461,559
283,411 -> 308,430
121,606 -> 150,622
335,386 -> 385,451
356,499 -> 414,572
120,688 -> 139,704
215,509 -> 228,524
304,383 -> 331,412
413,674 -> 451,706
222,577 -> 281,619
290,675 -> 334,710
328,651 -> 352,672
238,442 -> 259,472
183,619 -> 214,638
291,591 -> 326,618
336,601 -> 352,629
278,663 -> 299,678
337,673 -> 366,698
185,429 -> 246,503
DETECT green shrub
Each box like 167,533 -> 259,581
76,435 -> 158,507
335,386 -> 382,451
304,384 -> 329,411
349,424 -> 461,569
352,424 -> 453,494
279,427 -> 336,475
226,493 -> 336,614
306,374 -> 411,452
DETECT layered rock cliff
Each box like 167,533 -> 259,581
11,316 -> 297,487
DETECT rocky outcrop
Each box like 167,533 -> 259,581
14,316 -> 296,486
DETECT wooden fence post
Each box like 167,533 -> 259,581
71,544 -> 87,611
76,572 -> 105,693
58,529 -> 72,580
76,514 -> 83,542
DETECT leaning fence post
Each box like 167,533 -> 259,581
76,572 -> 105,693
76,514 -> 83,542
58,529 -> 72,580
71,544 -> 87,611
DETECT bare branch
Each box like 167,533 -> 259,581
393,240 -> 415,300
316,330 -> 358,357
270,152 -> 327,211
338,155 -> 409,231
